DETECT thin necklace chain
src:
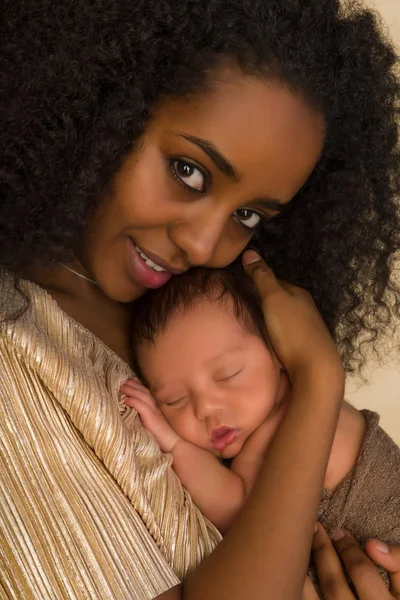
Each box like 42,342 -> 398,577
60,264 -> 98,285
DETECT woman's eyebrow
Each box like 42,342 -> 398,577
177,133 -> 287,211
178,133 -> 239,181
253,198 -> 289,213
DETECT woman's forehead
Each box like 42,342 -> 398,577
149,73 -> 325,201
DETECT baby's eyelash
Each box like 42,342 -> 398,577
167,395 -> 189,407
216,369 -> 242,382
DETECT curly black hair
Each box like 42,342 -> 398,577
1,0 -> 399,372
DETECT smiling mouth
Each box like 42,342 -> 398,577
131,240 -> 188,275
133,243 -> 167,272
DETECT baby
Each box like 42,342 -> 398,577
121,262 -> 400,591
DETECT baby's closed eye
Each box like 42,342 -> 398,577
156,394 -> 190,409
215,368 -> 243,383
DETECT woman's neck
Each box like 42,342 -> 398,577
26,265 -> 134,365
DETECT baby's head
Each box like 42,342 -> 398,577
131,261 -> 287,458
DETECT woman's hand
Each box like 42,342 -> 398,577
237,396 -> 289,461
121,377 -> 180,452
303,523 -> 400,599
242,250 -> 344,394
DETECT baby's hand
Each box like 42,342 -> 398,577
121,378 -> 180,452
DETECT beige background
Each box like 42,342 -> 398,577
346,0 -> 400,444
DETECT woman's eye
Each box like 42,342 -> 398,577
234,208 -> 262,230
170,159 -> 206,192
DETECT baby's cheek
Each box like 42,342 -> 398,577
171,413 -> 207,447
161,410 -> 188,436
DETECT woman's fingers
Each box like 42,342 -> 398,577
302,576 -> 320,600
242,249 -> 281,297
365,539 -> 400,599
332,528 -> 392,599
312,523 -> 355,599
242,250 -> 344,391
308,526 -> 398,600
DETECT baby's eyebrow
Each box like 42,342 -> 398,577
149,383 -> 167,395
150,380 -> 185,397
205,345 -> 246,365
151,346 -> 247,395
156,393 -> 190,405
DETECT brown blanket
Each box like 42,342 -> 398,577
309,410 -> 400,598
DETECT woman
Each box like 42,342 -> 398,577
1,0 -> 399,598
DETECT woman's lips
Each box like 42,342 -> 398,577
210,427 -> 239,451
127,239 -> 173,289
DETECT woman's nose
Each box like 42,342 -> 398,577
169,209 -> 227,266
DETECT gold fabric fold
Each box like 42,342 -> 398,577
0,274 -> 221,599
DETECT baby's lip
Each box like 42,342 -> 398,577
210,426 -> 239,451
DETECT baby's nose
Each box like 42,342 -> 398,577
192,391 -> 224,421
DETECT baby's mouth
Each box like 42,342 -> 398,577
210,427 -> 239,451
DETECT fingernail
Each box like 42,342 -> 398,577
243,250 -> 261,265
372,540 -> 389,554
332,528 -> 345,541
314,523 -> 319,534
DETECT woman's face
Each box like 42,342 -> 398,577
83,71 -> 325,302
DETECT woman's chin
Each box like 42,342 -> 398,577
99,278 -> 148,304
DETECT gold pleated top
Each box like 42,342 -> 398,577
0,273 -> 221,599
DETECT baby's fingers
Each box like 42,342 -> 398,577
121,377 -> 146,393
121,380 -> 156,408
122,394 -> 151,417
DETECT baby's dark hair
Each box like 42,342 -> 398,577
130,261 -> 268,376
1,0 -> 400,371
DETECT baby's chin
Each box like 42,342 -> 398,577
216,440 -> 243,461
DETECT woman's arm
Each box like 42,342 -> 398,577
171,403 -> 291,533
158,362 -> 343,599
231,397 -> 289,492
161,251 -> 345,599
180,369 -> 343,600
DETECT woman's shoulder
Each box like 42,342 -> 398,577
0,272 -> 133,424
0,275 -> 221,585
1,272 -> 129,373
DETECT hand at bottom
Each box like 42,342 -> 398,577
303,523 -> 400,599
